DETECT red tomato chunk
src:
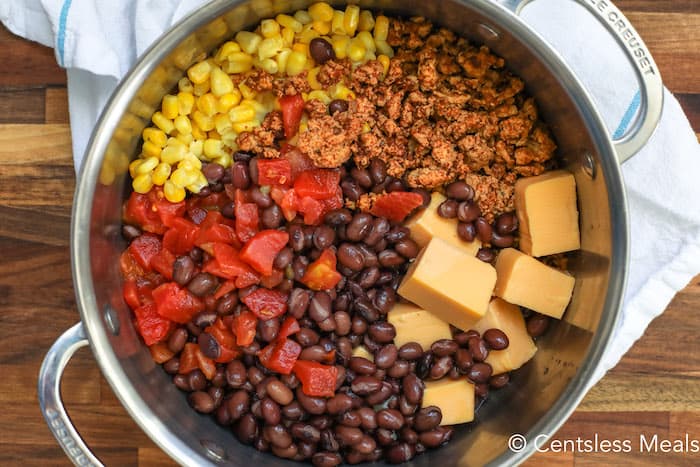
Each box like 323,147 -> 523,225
241,288 -> 288,320
293,360 -> 338,397
239,230 -> 290,276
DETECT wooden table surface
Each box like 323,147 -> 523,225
1,1 -> 698,465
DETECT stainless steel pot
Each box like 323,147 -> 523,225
39,0 -> 663,465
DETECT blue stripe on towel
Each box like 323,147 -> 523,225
57,0 -> 73,66
613,90 -> 641,140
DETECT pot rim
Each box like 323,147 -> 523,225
70,1 -> 629,465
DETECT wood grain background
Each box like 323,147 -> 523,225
0,1 -> 698,465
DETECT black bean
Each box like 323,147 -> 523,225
337,243 -> 364,272
402,373 -> 424,404
355,298 -> 379,323
355,435 -> 377,455
414,406 -> 442,432
398,342 -> 423,361
378,249 -> 405,268
288,288 -> 311,319
264,424 -> 292,449
249,187 -> 271,209
328,99 -> 349,116
288,224 -> 305,252
454,348 -> 473,372
264,379 -> 293,406
350,166 -> 373,189
349,357 -> 376,375
192,310 -> 217,329
172,256 -> 195,286
121,224 -> 141,241
386,226 -> 410,243
476,247 -> 495,263
324,208 -> 352,225
296,328 -> 320,348
373,287 -> 396,315
260,205 -> 282,229
386,442 -> 416,464
365,381 -> 393,405
527,313 -> 550,337
298,441 -> 316,460
491,231 -> 515,248
368,322 -> 396,343
271,248 -> 292,271
313,225 -> 335,250
324,393 -> 352,415
398,395 -> 417,416
457,200 -> 481,223
475,217 -> 493,243
364,217 -> 391,246
467,362 -> 493,383
495,211 -> 518,235
350,376 -> 382,395
334,311 -> 352,336
309,37 -> 336,64
220,201 -> 235,219
257,317 -> 280,343
291,422 -> 321,444
341,178 -> 362,201
201,162 -> 224,183
312,451 -> 342,467
173,374 -> 190,391
198,332 -> 220,359
231,161 -> 251,189
248,366 -> 265,386
215,292 -> 238,315
385,178 -> 405,193
431,339 -> 459,357
375,344 -> 398,369
189,391 -> 215,413
475,382 -> 489,399
368,158 -> 387,184
338,410 -> 362,428
483,328 -> 509,350
167,327 -> 187,354
419,426 -> 453,448
334,425 -> 363,447
468,336 -> 489,362
446,181 -> 475,201
282,400 -> 304,420
226,360 -> 247,387
429,355 -> 453,379
296,387 -> 327,414
291,256 -> 309,282
271,443 -> 297,459
375,428 -> 395,447
308,291 -> 332,322
415,352 -> 433,379
490,373 -> 510,389
163,357 -> 180,374
437,199 -> 458,218
387,359 -> 410,379
187,272 -> 219,297
395,238 -> 419,259
346,213 -> 373,241
375,409 -> 404,430
457,222 -> 477,242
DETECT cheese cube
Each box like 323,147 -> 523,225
494,248 -> 575,319
422,378 -> 475,425
405,192 -> 481,256
387,302 -> 452,351
472,298 -> 537,374
352,345 -> 374,361
398,237 -> 497,331
515,170 -> 580,257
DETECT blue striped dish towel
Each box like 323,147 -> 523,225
2,0 -> 699,387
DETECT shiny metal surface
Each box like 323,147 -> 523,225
50,0 -> 648,465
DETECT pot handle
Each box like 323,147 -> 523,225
38,323 -> 104,467
497,0 -> 663,163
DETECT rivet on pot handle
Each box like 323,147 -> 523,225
38,323 -> 104,467
498,0 -> 663,163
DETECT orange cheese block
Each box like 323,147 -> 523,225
405,192 -> 481,256
421,377 -> 475,425
398,237 -> 497,331
494,248 -> 575,319
387,302 -> 453,351
515,170 -> 580,257
473,298 -> 537,374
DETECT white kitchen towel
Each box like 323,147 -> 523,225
2,0 -> 699,387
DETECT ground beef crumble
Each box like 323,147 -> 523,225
235,17 -> 557,219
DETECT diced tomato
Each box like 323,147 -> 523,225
293,360 -> 338,397
178,342 -> 216,379
301,248 -> 342,291
128,233 -> 162,270
235,269 -> 262,288
258,338 -> 302,375
233,310 -> 257,346
152,282 -> 204,324
124,192 -> 165,234
281,144 -> 315,180
154,196 -> 187,229
260,268 -> 284,289
279,188 -> 299,221
241,288 -> 288,320
195,191 -> 229,212
279,94 -> 305,138
279,316 -> 301,339
149,342 -> 175,364
133,302 -> 174,346
195,211 -> 238,246
296,196 -> 325,225
150,247 -> 176,280
214,279 -> 237,300
206,318 -> 240,363
239,230 -> 290,275
257,159 -> 293,187
163,217 -> 200,255
123,280 -> 141,309
204,243 -> 261,288
369,191 -> 425,222
235,203 -> 259,243
294,169 -> 341,200
120,250 -> 148,281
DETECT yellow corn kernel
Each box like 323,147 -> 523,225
161,94 -> 179,120
375,40 -> 394,58
210,67 -> 234,96
357,31 -> 376,53
187,171 -> 209,194
292,42 -> 309,55
378,54 -> 391,75
214,113 -> 233,135
187,60 -> 212,84
163,180 -> 186,202
374,15 -> 389,41
190,140 -> 204,157
208,130 -> 221,140
281,27 -> 295,46
133,173 -> 154,194
128,159 -> 142,178
344,5 -> 360,36
224,52 -> 253,74
193,80 -> 210,96
331,11 -> 345,34
232,120 -> 259,133
160,143 -> 187,164
272,16 -> 297,36
308,90 -> 331,104
191,124 -> 207,141
217,91 -> 241,113
312,20 -> 331,35
137,156 -> 159,175
298,27 -> 319,44
143,127 -> 167,147
174,115 -> 193,135
259,58 -> 279,75
178,77 -> 194,94
142,140 -> 162,158
192,110 -> 215,132
152,162 -> 171,186
170,166 -> 198,188
221,130 -> 239,149
309,2 -> 334,22
308,66 -> 322,90
286,50 -> 307,76
167,136 -> 186,148
197,93 -> 218,117
239,82 -> 257,100
331,83 -> 355,100
152,112 -> 175,135
258,36 -> 284,61
358,10 -> 375,31
215,41 -> 241,62
331,35 -> 350,59
180,153 -> 203,170
177,92 -> 195,116
204,138 -> 225,159
276,48 -> 292,74
213,152 -> 232,170
347,38 -> 366,62
236,31 -> 262,54
260,19 -> 280,38
176,132 -> 194,145
294,10 -> 312,25
229,103 -> 256,123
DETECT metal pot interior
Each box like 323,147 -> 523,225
73,0 -> 627,465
